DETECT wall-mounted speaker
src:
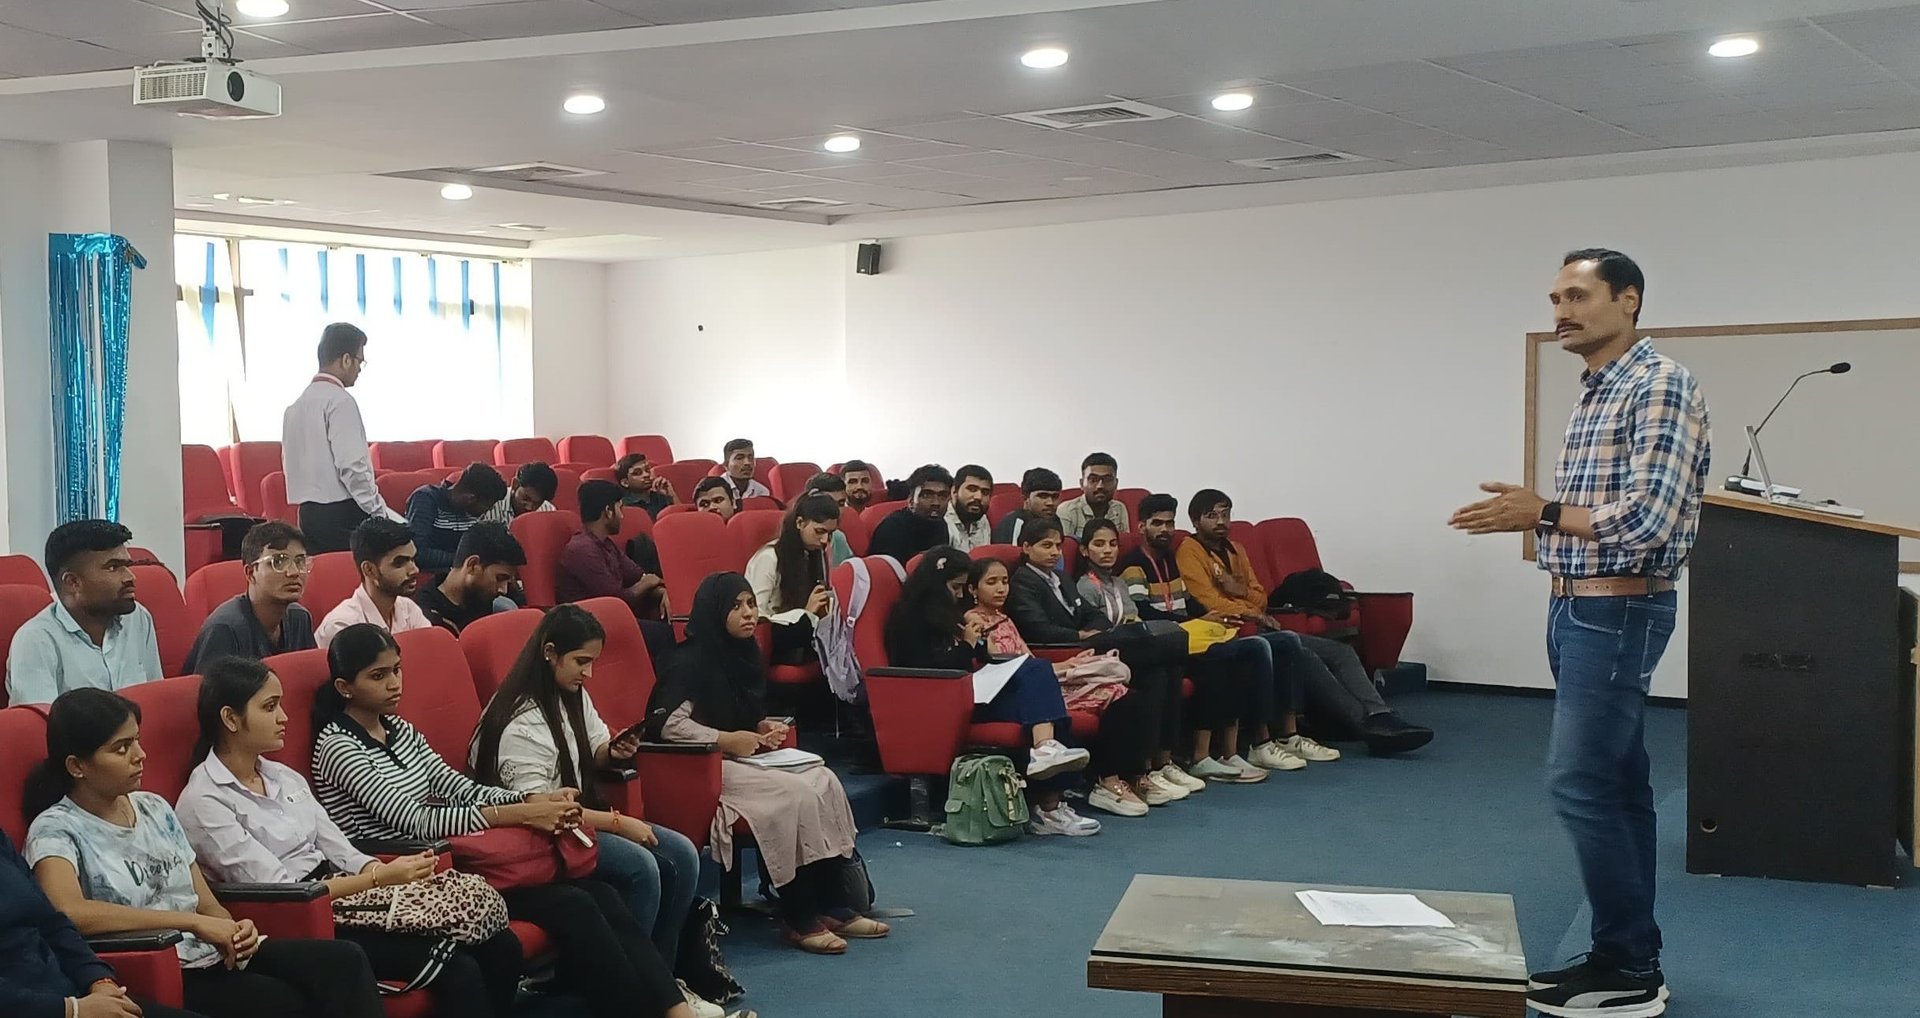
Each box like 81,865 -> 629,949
855,242 -> 882,275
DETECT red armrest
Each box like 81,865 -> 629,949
213,881 -> 334,941
865,666 -> 974,777
596,765 -> 644,816
1350,591 -> 1414,673
632,742 -> 722,851
93,932 -> 185,1006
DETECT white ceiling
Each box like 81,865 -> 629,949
5,0 -> 1920,259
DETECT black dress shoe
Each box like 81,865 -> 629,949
1360,714 -> 1434,756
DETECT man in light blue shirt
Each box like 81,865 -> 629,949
5,520 -> 162,705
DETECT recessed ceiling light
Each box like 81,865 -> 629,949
1021,47 -> 1069,69
1211,92 -> 1254,112
823,134 -> 861,153
235,0 -> 290,17
440,184 -> 474,201
562,93 -> 606,116
1708,36 -> 1760,58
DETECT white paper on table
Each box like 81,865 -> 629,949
738,748 -> 825,769
1294,890 -> 1456,928
969,655 -> 1031,705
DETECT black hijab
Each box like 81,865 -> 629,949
645,572 -> 767,738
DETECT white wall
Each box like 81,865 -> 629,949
527,259 -> 609,442
601,150 -> 1920,695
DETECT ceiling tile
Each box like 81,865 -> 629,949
370,0 -> 554,10
415,0 -> 645,38
878,115 -> 1067,148
134,0 -> 376,18
1138,83 -> 1324,118
594,0 -> 837,22
1082,116 -> 1325,160
242,12 -> 471,49
0,29 -> 139,75
1816,7 -> 1920,80
0,0 -> 191,37
1278,60 -> 1525,115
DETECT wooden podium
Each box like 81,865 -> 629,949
1688,492 -> 1920,887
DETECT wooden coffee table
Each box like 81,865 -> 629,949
1086,875 -> 1528,1018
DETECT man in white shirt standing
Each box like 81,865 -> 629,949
282,324 -> 403,553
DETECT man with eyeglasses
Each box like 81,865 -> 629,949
183,521 -> 318,673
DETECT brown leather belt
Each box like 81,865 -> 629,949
1550,575 -> 1675,597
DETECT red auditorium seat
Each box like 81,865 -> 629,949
860,500 -> 906,533
739,496 -> 782,511
459,608 -> 544,703
303,551 -> 361,619
433,439 -> 498,468
656,504 -> 695,520
259,471 -> 293,524
768,462 -> 821,503
182,445 -> 243,522
616,435 -> 674,466
838,507 -> 868,557
220,442 -> 281,517
991,482 -> 1019,497
0,585 -> 51,700
652,512 -> 741,616
389,627 -> 483,766
120,676 -> 202,801
970,544 -> 1021,567
656,460 -> 718,504
377,470 -> 434,513
1115,488 -> 1149,524
614,503 -> 654,546
829,462 -> 886,487
729,509 -> 783,561
184,560 -> 247,620
0,555 -> 47,589
497,438 -> 558,466
133,565 -> 198,677
262,648 -> 331,778
558,435 -> 615,466
512,510 -> 582,609
583,467 -> 617,484
1248,518 -> 1413,674
369,441 -> 436,472
986,491 -> 1024,526
550,468 -> 582,513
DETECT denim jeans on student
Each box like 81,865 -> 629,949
1545,591 -> 1677,973
1203,633 -> 1302,733
593,823 -> 703,967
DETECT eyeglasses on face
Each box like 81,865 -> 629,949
252,553 -> 312,574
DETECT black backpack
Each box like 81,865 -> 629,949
1269,567 -> 1354,618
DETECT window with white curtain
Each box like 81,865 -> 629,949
175,235 -> 532,447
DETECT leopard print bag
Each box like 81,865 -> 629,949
331,868 -> 510,946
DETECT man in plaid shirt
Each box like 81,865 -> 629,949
1451,249 -> 1709,1018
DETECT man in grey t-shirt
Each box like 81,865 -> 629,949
184,522 -> 316,673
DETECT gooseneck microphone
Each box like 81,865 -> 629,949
1738,362 -> 1850,479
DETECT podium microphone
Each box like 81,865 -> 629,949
1729,362 -> 1850,493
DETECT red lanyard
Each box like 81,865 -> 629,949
1144,553 -> 1177,611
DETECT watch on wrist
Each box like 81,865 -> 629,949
1537,501 -> 1564,533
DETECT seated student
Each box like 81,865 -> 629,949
718,439 -> 772,503
24,689 -> 383,1018
886,551 -> 1095,830
692,477 -> 738,522
837,460 -> 878,511
1001,521 -> 1200,810
945,465 -> 994,552
799,473 -> 857,567
615,454 -> 676,519
991,468 -> 1064,545
479,463 -> 557,525
315,518 -> 432,650
645,574 -> 885,955
405,464 -> 508,574
310,625 -> 708,1018
413,523 -> 525,635
7,520 -> 163,706
468,606 -> 704,977
866,464 -> 952,563
560,480 -> 667,623
177,658 -> 522,1018
184,522 -> 318,673
1177,489 -> 1433,755
744,494 -> 841,664
1057,452 -> 1130,540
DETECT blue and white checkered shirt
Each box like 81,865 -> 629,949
1541,338 -> 1711,580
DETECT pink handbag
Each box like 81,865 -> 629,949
1058,651 -> 1130,711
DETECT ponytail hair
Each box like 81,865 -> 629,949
24,689 -> 141,820
194,656 -> 273,764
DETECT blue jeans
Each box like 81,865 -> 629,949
593,823 -> 702,967
1545,591 -> 1676,972
1203,633 -> 1302,732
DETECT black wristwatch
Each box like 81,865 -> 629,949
1537,501 -> 1564,534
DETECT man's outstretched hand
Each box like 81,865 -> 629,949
1449,482 -> 1547,535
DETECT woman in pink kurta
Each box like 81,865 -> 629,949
646,572 -> 887,955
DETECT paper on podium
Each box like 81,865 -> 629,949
970,655 -> 1031,704
1295,890 -> 1456,928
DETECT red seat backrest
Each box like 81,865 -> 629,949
860,500 -> 906,533
836,556 -> 902,672
0,586 -> 51,703
184,560 -> 247,621
378,471 -> 437,514
838,507 -> 868,556
1254,518 -> 1325,584
616,435 -> 674,465
511,510 -> 583,609
577,598 -> 658,731
656,461 -> 717,504
133,565 -> 198,677
263,648 -> 331,782
550,469 -> 582,514
730,509 -> 783,564
121,675 -> 203,801
1061,537 -> 1080,577
0,556 -> 47,591
182,445 -> 240,522
653,511 -> 739,612
460,608 -> 543,705
557,436 -> 615,467
392,627 -> 485,769
434,439 -> 499,468
1115,488 -> 1149,526
497,438 -> 557,466
221,442 -> 280,516
614,504 -> 654,546
657,504 -> 695,520
768,462 -> 821,503
304,551 -> 361,619
970,544 -> 1021,567
370,441 -> 436,472
583,467 -> 617,484
0,706 -> 49,841
991,483 -> 1019,497
987,491 -> 1024,525
259,471 -> 293,524
739,496 -> 782,512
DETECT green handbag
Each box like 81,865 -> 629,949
941,754 -> 1029,846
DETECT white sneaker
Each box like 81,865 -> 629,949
1030,803 -> 1102,836
1144,772 -> 1190,802
1221,754 -> 1273,782
1132,777 -> 1176,806
1248,741 -> 1307,771
1186,757 -> 1241,782
1160,763 -> 1207,793
679,980 -> 724,1018
1028,739 -> 1091,779
1281,733 -> 1341,762
1088,783 -> 1150,817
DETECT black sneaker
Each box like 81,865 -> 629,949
1526,965 -> 1667,1017
1359,713 -> 1433,755
1530,955 -> 1669,1000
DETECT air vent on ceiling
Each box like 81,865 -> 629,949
1232,151 -> 1367,170
753,197 -> 847,211
1002,100 -> 1178,129
461,162 -> 606,182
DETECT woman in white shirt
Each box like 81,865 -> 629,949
176,657 -> 523,1018
467,605 -> 705,972
743,494 -> 841,664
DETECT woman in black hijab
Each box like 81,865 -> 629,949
645,573 -> 887,955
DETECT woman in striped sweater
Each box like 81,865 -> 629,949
309,623 -> 710,1018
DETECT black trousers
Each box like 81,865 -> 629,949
339,926 -> 523,1018
176,937 -> 383,1018
1087,624 -> 1189,771
501,879 -> 682,1018
761,854 -> 861,927
298,499 -> 370,554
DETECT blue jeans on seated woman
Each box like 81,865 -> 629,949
972,656 -> 1070,732
593,822 -> 702,966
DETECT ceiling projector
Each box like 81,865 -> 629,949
133,61 -> 281,119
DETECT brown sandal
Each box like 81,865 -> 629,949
782,925 -> 847,954
822,914 -> 891,939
